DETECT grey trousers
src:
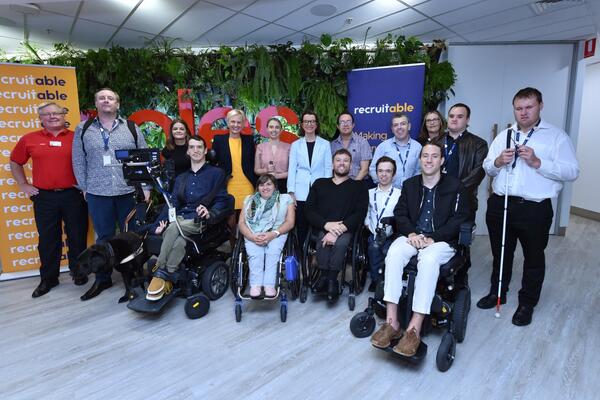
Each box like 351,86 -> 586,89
156,216 -> 204,273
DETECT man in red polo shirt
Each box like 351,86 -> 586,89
10,102 -> 89,298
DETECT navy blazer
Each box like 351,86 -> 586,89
212,133 -> 257,186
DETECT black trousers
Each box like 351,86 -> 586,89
485,194 -> 553,308
296,201 -> 309,251
316,231 -> 353,273
31,188 -> 88,281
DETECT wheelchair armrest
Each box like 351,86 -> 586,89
458,222 -> 475,247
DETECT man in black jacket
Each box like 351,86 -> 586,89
370,142 -> 469,356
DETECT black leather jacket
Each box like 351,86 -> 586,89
454,130 -> 488,212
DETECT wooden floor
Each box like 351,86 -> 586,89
1,214 -> 599,400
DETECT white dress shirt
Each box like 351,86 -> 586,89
483,119 -> 579,202
365,185 -> 402,236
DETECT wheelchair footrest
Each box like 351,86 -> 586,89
374,339 -> 428,363
127,287 -> 180,314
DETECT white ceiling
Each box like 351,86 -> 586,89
0,0 -> 599,55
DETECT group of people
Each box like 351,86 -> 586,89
10,87 -> 579,357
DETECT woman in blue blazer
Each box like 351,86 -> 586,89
288,111 -> 332,247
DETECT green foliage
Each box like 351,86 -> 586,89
1,35 -> 456,138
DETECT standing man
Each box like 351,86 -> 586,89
10,102 -> 89,297
370,113 -> 421,189
477,87 -> 579,326
330,111 -> 372,181
305,149 -> 369,302
72,88 -> 148,301
443,103 -> 489,286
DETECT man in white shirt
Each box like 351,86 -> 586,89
365,156 -> 402,291
477,87 -> 579,326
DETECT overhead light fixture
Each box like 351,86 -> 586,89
530,0 -> 585,15
310,4 -> 337,17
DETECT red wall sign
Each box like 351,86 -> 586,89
584,37 -> 596,58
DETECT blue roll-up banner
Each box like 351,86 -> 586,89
347,63 -> 425,147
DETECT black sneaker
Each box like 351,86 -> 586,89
327,279 -> 339,303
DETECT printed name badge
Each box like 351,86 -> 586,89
49,141 -> 62,147
168,207 -> 176,223
103,155 -> 111,166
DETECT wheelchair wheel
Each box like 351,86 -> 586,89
436,332 -> 456,372
452,287 -> 470,343
348,294 -> 355,311
351,229 -> 368,296
350,311 -> 376,338
202,261 -> 229,300
235,303 -> 242,322
299,285 -> 308,303
288,278 -> 300,300
280,304 -> 287,322
229,238 -> 248,296
373,299 -> 387,319
184,294 -> 210,319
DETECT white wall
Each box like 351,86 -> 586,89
446,43 -> 576,234
571,59 -> 600,213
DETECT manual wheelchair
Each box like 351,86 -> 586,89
350,217 -> 474,372
230,229 -> 302,322
299,225 -> 369,311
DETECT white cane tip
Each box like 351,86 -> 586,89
494,312 -> 501,318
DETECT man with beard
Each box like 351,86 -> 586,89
305,149 -> 369,302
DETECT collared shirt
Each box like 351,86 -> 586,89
11,128 -> 78,190
72,116 -> 147,196
442,133 -> 460,178
330,132 -> 373,179
369,137 -> 422,188
483,119 -> 579,202
365,185 -> 402,236
416,186 -> 435,234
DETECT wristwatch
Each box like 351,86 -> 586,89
273,230 -> 281,237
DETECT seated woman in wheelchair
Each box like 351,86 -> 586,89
370,142 -> 469,356
146,135 -> 231,301
365,156 -> 401,292
238,174 -> 295,298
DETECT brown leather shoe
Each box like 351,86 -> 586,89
146,277 -> 170,301
393,327 -> 420,356
370,323 -> 403,348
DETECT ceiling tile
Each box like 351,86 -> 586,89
235,23 -> 296,44
399,19 -> 444,37
202,0 -> 258,12
530,25 -> 595,41
78,0 -> 138,27
243,0 -> 316,22
414,0 -> 485,17
162,2 -> 235,42
109,27 -> 158,48
434,0 -> 532,27
196,13 -> 266,45
448,5 -> 534,36
70,19 -> 117,48
336,8 -> 424,39
277,0 -> 372,31
124,0 -> 198,34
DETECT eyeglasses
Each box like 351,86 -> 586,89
338,120 -> 353,126
425,118 -> 440,123
39,112 -> 65,117
302,120 -> 317,125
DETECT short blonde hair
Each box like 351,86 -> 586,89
226,108 -> 246,124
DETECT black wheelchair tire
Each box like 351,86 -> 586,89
348,295 -> 355,311
184,294 -> 210,319
453,287 -> 470,343
280,304 -> 287,322
350,311 -> 376,338
202,261 -> 229,300
436,332 -> 456,372
299,285 -> 308,303
235,303 -> 242,322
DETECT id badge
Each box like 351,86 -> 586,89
102,155 -> 111,166
49,141 -> 62,147
168,207 -> 176,223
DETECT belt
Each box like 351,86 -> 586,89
492,193 -> 547,204
38,187 -> 77,192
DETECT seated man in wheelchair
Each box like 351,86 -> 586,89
370,142 -> 469,356
365,156 -> 401,292
146,135 -> 231,301
305,149 -> 368,302
238,173 -> 295,298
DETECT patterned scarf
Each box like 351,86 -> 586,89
244,190 -> 280,233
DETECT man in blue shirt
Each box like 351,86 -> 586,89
370,113 -> 421,188
146,135 -> 231,301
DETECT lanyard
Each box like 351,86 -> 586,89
512,123 -> 537,168
444,133 -> 461,160
393,140 -> 411,176
100,126 -> 110,152
374,187 -> 394,225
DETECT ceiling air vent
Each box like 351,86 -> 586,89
530,0 -> 585,15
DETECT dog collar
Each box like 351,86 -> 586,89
120,242 -> 145,264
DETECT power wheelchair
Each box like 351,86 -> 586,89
229,229 -> 302,322
110,148 -> 233,319
350,216 -> 474,372
299,225 -> 368,311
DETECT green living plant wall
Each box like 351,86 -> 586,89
3,34 -> 456,140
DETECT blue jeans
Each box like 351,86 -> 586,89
367,234 -> 392,281
86,192 -> 136,283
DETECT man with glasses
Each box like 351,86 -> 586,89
10,102 -> 89,297
330,111 -> 372,181
369,113 -> 421,189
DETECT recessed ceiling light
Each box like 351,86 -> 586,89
310,4 -> 337,17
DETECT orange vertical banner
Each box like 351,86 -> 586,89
0,63 -> 81,277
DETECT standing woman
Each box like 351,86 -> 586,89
161,118 -> 192,178
254,117 -> 290,193
212,109 -> 257,239
418,110 -> 446,146
287,111 -> 332,247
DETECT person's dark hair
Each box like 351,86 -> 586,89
266,117 -> 283,129
299,110 -> 322,137
449,103 -> 471,118
391,112 -> 410,123
165,118 -> 192,151
418,110 -> 446,144
420,141 -> 444,157
376,156 -> 397,176
332,148 -> 352,162
256,173 -> 278,190
188,134 -> 207,149
513,87 -> 543,104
